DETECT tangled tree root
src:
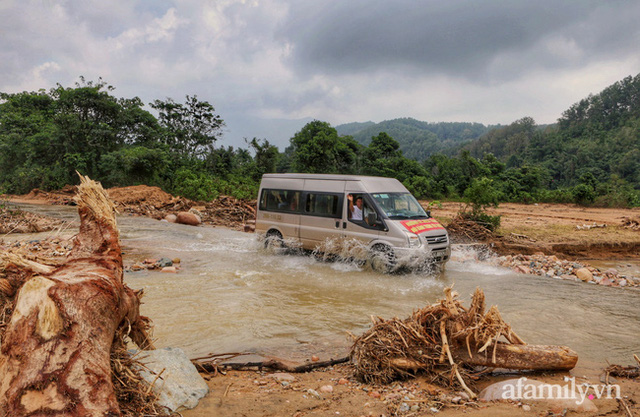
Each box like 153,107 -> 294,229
445,216 -> 495,243
350,287 -> 577,397
604,354 -> 640,380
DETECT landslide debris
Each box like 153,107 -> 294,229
108,185 -> 257,230
0,204 -> 68,234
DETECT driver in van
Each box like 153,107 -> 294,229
348,194 -> 363,220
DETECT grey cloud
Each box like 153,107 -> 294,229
277,0 -> 639,80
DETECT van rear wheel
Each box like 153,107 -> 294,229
265,230 -> 285,250
369,244 -> 396,272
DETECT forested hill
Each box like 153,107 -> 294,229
1,73 -> 638,207
464,73 -> 640,189
336,118 -> 492,160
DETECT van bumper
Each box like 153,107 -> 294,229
393,245 -> 451,265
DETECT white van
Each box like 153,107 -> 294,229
256,174 -> 450,269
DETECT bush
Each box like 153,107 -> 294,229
571,183 -> 596,205
461,177 -> 502,231
172,168 -> 219,201
99,146 -> 170,187
464,177 -> 501,215
535,188 -> 574,204
463,211 -> 501,232
211,175 -> 259,200
403,176 -> 435,200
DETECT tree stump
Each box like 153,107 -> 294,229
0,175 -> 153,416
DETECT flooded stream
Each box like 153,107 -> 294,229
6,203 -> 640,373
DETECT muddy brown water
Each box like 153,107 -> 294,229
5,203 -> 640,374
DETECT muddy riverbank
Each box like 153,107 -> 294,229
432,201 -> 640,260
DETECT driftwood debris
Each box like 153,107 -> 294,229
192,353 -> 349,375
350,288 -> 578,397
445,216 -> 495,243
0,175 -> 155,416
603,354 -> 640,380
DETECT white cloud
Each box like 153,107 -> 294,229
1,0 -> 638,146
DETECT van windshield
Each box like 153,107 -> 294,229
371,193 -> 428,220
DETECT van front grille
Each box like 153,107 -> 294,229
425,234 -> 448,245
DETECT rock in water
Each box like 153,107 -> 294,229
157,257 -> 173,268
136,347 -> 209,412
176,212 -> 201,226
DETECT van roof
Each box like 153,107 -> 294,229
261,173 -> 408,193
262,173 -> 395,181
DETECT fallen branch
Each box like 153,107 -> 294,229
193,355 -> 349,373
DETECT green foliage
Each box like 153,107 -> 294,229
571,183 -> 596,205
461,177 -> 502,231
402,176 -> 435,200
0,79 -> 161,192
172,168 -> 219,202
464,177 -> 500,214
249,138 -> 279,180
99,146 -> 170,187
4,72 -> 640,208
289,120 -> 358,173
338,117 -> 491,160
151,95 -> 224,157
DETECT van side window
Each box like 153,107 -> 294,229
348,194 -> 385,230
259,189 -> 300,213
305,193 -> 342,217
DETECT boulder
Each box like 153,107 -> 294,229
165,214 -> 177,223
176,212 -> 201,226
188,208 -> 203,218
479,378 -> 597,413
157,257 -> 173,268
135,347 -> 208,412
575,268 -> 593,282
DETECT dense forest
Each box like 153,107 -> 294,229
1,74 -> 639,207
336,118 -> 492,160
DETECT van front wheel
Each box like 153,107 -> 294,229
369,244 -> 396,272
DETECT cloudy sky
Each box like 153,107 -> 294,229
1,0 -> 639,148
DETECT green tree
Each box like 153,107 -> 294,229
463,177 -> 501,231
289,120 -> 357,173
249,138 -> 279,180
151,95 -> 224,157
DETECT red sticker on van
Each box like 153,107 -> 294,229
400,219 -> 445,234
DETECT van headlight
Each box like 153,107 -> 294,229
405,232 -> 421,248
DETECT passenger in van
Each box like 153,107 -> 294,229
348,194 -> 363,221
289,193 -> 299,211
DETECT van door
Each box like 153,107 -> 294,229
340,192 -> 382,254
299,180 -> 344,250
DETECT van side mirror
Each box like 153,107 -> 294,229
426,210 -> 431,218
